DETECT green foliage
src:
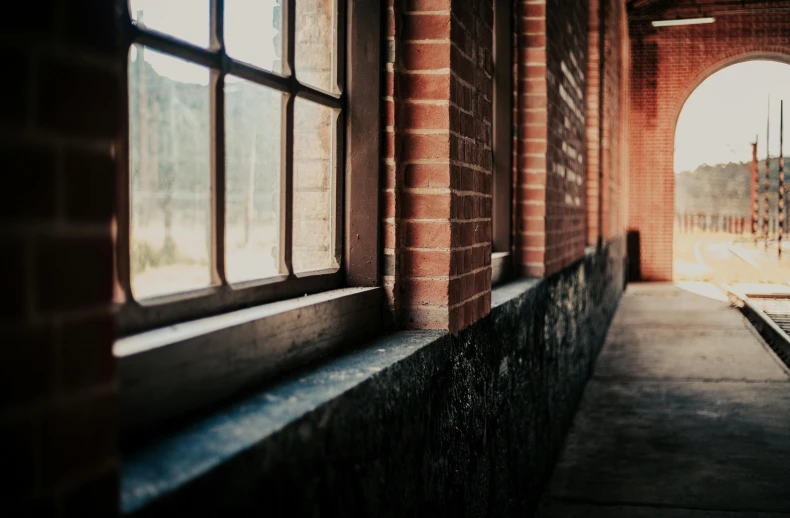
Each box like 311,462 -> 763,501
131,241 -> 159,276
675,157 -> 789,216
131,238 -> 192,276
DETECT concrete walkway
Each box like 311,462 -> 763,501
538,283 -> 790,517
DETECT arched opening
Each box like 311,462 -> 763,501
673,60 -> 790,286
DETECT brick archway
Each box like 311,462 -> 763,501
671,50 -> 790,139
629,10 -> 790,280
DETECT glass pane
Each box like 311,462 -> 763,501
225,0 -> 283,74
225,77 -> 284,283
129,45 -> 212,299
293,98 -> 337,273
295,0 -> 337,92
130,0 -> 210,47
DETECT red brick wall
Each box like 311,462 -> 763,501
383,0 -> 493,332
0,2 -> 636,512
586,0 -> 602,247
384,0 -> 634,330
0,1 -> 119,514
448,0 -> 494,330
516,0 -> 590,278
588,0 -> 629,247
543,0 -> 588,275
618,5 -> 631,239
629,9 -> 790,280
516,0 -> 549,276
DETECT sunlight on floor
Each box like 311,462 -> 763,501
729,282 -> 790,296
673,281 -> 728,301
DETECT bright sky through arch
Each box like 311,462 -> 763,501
675,60 -> 790,173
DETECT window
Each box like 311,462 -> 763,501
492,0 -> 514,284
115,0 -> 381,435
117,0 -> 358,334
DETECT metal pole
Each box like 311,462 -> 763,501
779,100 -> 784,259
765,97 -> 771,251
752,138 -> 759,246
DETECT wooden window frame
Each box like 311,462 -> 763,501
116,0 -> 379,335
492,0 -> 514,286
114,0 -> 381,437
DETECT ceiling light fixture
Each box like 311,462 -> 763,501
652,17 -> 715,27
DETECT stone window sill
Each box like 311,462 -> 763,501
115,287 -> 382,438
120,276 -> 544,515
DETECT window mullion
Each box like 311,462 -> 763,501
281,0 -> 296,276
292,83 -> 343,110
283,95 -> 294,276
211,0 -> 227,286
118,59 -> 133,303
332,107 -> 344,268
334,0 -> 345,94
212,0 -> 224,50
132,28 -> 221,70
227,59 -> 292,94
284,0 -> 296,76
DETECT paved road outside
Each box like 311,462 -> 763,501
537,283 -> 790,517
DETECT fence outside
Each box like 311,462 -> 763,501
674,213 -> 764,235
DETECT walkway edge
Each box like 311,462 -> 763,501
723,284 -> 790,373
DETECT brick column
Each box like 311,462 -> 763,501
384,0 -> 493,333
0,1 -> 119,514
517,0 -> 588,277
589,0 -> 628,246
517,0 -> 549,277
586,0 -> 601,247
601,0 -> 627,242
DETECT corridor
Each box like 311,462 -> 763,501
538,284 -> 790,517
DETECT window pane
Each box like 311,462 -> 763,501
225,0 -> 283,74
225,78 -> 284,283
129,0 -> 210,47
129,45 -> 212,299
295,0 -> 337,93
293,98 -> 337,273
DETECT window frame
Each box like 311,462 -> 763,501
115,0 -> 378,336
492,0 -> 514,285
114,0 -> 381,438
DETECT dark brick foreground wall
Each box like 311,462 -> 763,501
132,238 -> 625,518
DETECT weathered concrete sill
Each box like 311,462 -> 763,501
122,280 -> 542,515
121,330 -> 446,515
122,239 -> 625,517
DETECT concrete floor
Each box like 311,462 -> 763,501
537,283 -> 790,517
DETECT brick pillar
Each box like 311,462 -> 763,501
384,0 -> 493,333
586,0 -> 601,247
0,1 -> 119,514
516,0 -> 549,277
447,0 -> 494,331
517,0 -> 588,277
618,4 -> 630,238
588,0 -> 628,247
